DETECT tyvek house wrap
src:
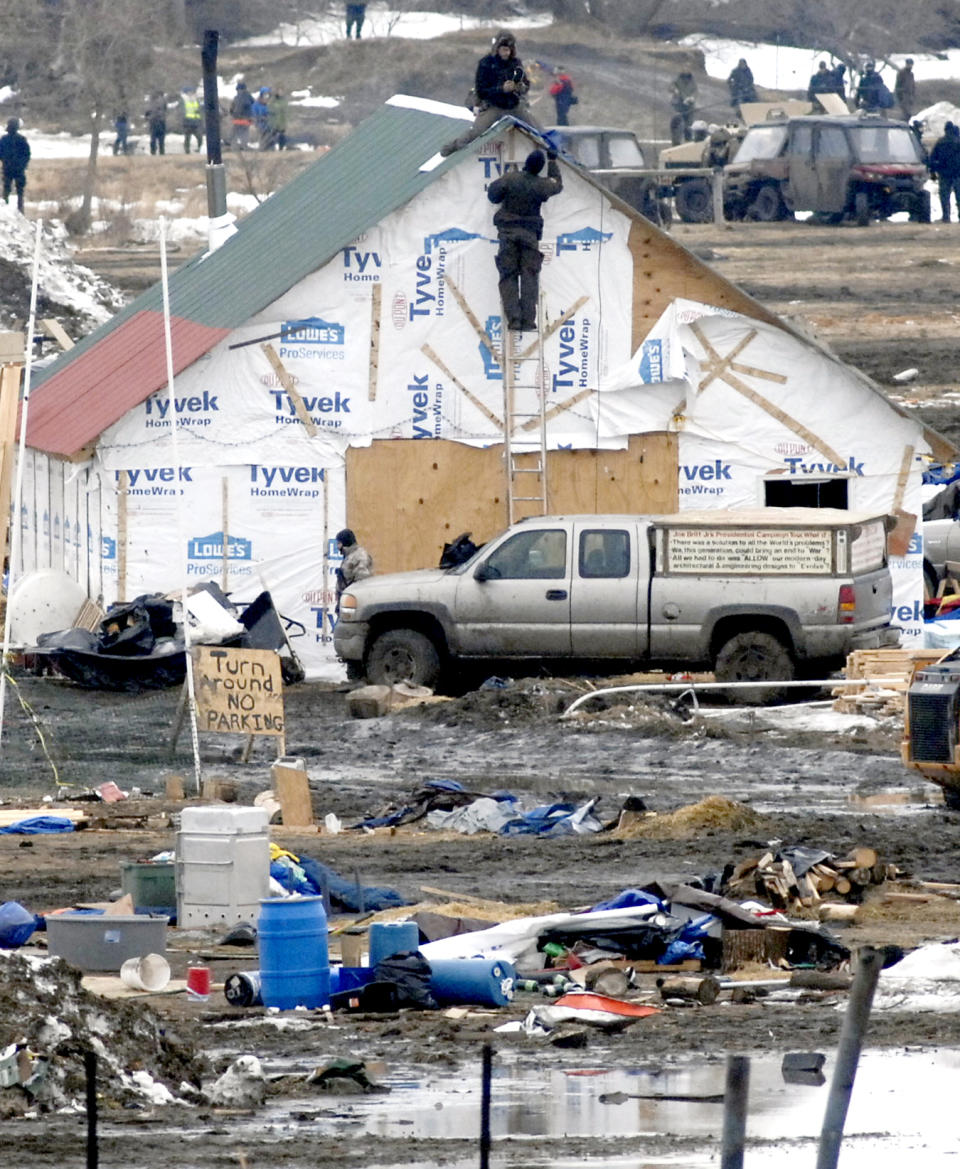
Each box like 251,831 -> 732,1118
18,122 -> 929,677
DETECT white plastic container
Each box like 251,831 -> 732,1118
176,806 -> 270,928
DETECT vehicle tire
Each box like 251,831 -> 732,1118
714,631 -> 794,704
747,184 -> 785,222
911,190 -> 932,223
366,628 -> 441,687
854,189 -> 871,227
942,785 -> 960,812
345,659 -> 364,682
674,178 -> 713,223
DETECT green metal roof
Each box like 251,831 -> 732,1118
33,97 -> 476,392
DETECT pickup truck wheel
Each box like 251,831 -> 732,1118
854,189 -> 871,227
714,632 -> 794,704
366,629 -> 441,687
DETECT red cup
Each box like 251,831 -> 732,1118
186,965 -> 212,998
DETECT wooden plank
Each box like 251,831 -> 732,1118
421,342 -> 503,429
520,386 -> 594,430
517,295 -> 590,360
346,433 -> 679,574
689,322 -> 848,468
271,758 -> 314,826
260,343 -> 317,436
40,318 -> 75,351
0,807 -> 88,826
368,282 -> 382,401
116,469 -> 128,602
444,274 -> 498,354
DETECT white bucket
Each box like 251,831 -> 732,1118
120,952 -> 171,992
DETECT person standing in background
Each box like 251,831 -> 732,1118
145,94 -> 167,155
180,85 -> 203,154
0,118 -> 30,213
346,3 -> 367,38
549,65 -> 577,125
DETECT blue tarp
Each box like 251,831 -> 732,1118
0,816 -> 76,835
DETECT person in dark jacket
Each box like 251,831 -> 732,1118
112,112 -> 130,156
0,118 -> 29,213
895,59 -> 917,121
441,31 -> 540,156
487,147 -> 562,333
669,71 -> 698,143
930,122 -> 960,222
856,63 -> 888,111
345,3 -> 367,38
807,61 -> 837,104
727,58 -> 756,111
549,66 -> 577,125
230,81 -> 254,149
145,94 -> 167,155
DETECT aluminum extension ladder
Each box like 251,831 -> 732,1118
502,302 -> 548,525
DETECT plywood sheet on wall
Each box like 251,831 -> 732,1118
347,434 -> 678,574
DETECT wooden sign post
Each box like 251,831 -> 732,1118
193,646 -> 286,757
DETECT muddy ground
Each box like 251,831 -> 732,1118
15,129 -> 960,1169
2,668 -> 960,1166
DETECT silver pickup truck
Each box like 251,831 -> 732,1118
334,509 -> 898,697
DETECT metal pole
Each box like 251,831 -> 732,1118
479,1042 -> 492,1169
562,676 -> 885,718
712,169 -> 726,224
720,1055 -> 750,1169
0,219 -> 41,751
816,946 -> 883,1169
84,1049 -> 98,1169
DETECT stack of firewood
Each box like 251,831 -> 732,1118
724,846 -> 897,919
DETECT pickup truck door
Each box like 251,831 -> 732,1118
570,522 -> 648,656
453,526 -> 572,656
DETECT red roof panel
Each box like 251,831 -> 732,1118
26,311 -> 228,456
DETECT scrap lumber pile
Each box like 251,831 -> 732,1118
832,648 -> 946,716
724,846 -> 896,921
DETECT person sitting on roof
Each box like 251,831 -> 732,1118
440,31 -> 543,157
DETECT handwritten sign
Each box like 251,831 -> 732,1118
193,647 -> 285,736
665,527 -> 833,575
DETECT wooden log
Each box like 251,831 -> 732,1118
870,862 -> 887,885
583,962 -> 631,996
881,892 -> 932,904
847,867 -> 873,887
657,976 -> 720,1005
811,865 -> 837,893
818,903 -> 859,922
919,880 -> 960,892
850,847 -> 878,869
834,877 -> 852,896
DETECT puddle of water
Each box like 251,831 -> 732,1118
258,1047 -> 960,1166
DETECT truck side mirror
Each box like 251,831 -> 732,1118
475,562 -> 499,582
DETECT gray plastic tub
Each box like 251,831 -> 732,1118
46,913 -> 168,972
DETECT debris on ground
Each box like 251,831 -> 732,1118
0,951 -> 203,1117
615,795 -> 767,840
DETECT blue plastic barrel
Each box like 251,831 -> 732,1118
428,958 -> 517,1007
368,921 -> 419,968
258,896 -> 329,1009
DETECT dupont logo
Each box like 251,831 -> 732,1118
392,292 -> 408,329
188,531 -> 252,561
280,317 -> 344,345
102,535 -> 117,560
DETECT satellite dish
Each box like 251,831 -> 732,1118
6,570 -> 88,647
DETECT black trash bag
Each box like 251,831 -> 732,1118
99,593 -> 177,656
439,532 -> 480,569
35,627 -> 99,653
372,951 -> 438,1009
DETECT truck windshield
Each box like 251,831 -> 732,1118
608,135 -> 645,168
853,125 -> 921,164
733,124 -> 787,163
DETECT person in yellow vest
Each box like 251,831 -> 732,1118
181,84 -> 203,154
